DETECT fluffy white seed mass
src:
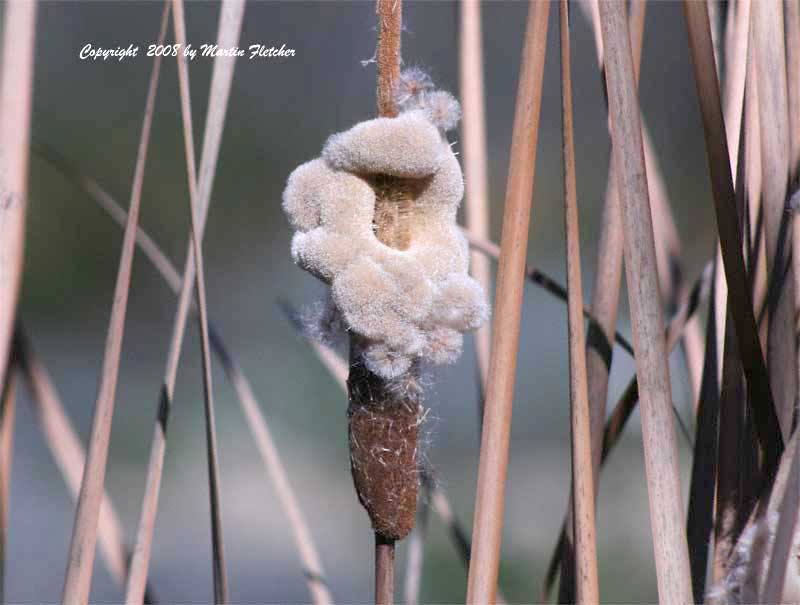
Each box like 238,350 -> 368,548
706,511 -> 800,604
283,86 -> 488,379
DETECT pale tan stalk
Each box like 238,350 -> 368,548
752,0 -> 795,443
466,2 -> 549,602
62,6 -> 168,603
684,0 -> 781,474
557,2 -> 643,599
599,2 -> 693,602
15,328 -> 128,587
460,0 -> 492,390
402,499 -> 429,605
0,0 -> 36,423
40,144 -> 334,604
172,0 -> 228,599
125,3 -> 245,602
761,434 -> 800,602
786,0 -> 800,178
559,2 -> 599,601
0,359 -> 16,601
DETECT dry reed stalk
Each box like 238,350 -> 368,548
36,145 -> 333,604
752,0 -> 795,444
0,357 -> 16,601
712,74 -> 765,590
686,260 -> 722,601
172,0 -> 228,599
14,327 -> 129,588
460,0 -> 492,392
559,2 -> 599,601
544,260 -> 710,597
463,232 -> 634,356
599,1 -> 693,602
402,494 -> 429,605
788,0 -> 800,181
125,2 -> 245,602
761,428 -> 800,602
557,2 -> 644,599
62,6 -> 168,603
0,0 -> 36,431
466,2 -> 549,602
710,0 -> 750,388
172,0 -> 228,603
683,0 -> 782,474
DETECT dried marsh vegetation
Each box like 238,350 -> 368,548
2,0 -> 800,603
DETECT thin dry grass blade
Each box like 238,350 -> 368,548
559,2 -> 599,602
556,2 -> 644,599
172,0 -> 228,599
761,427 -> 800,601
459,0 -> 492,393
787,0 -> 800,183
753,0 -> 795,444
683,0 -> 783,475
599,1 -> 693,601
686,260 -> 721,601
466,2 -> 549,602
543,260 -> 710,597
33,146 -> 334,605
62,6 -> 168,603
0,0 -> 36,424
463,231 -> 634,356
125,2 -> 245,602
0,355 -> 17,602
402,494 -> 429,605
14,326 -> 129,588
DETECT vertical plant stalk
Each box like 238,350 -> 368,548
125,2 -> 245,602
460,0 -> 492,392
402,494 -> 429,605
172,0 -> 227,599
752,0 -> 795,443
683,0 -> 782,474
15,326 -> 129,588
788,0 -> 800,182
466,1 -> 549,603
599,2 -> 693,603
685,260 -> 721,601
0,359 -> 16,603
62,5 -> 168,604
559,2 -> 599,602
761,422 -> 800,601
37,147 -> 333,605
375,534 -> 396,605
557,2 -> 645,599
0,0 -> 36,426
347,3 -> 418,605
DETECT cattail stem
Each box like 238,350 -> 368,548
375,534 -> 396,605
347,3 -> 415,605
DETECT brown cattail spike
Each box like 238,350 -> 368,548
347,342 -> 420,541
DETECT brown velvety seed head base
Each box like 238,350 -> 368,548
347,349 -> 420,541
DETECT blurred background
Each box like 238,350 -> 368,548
5,1 -> 718,602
